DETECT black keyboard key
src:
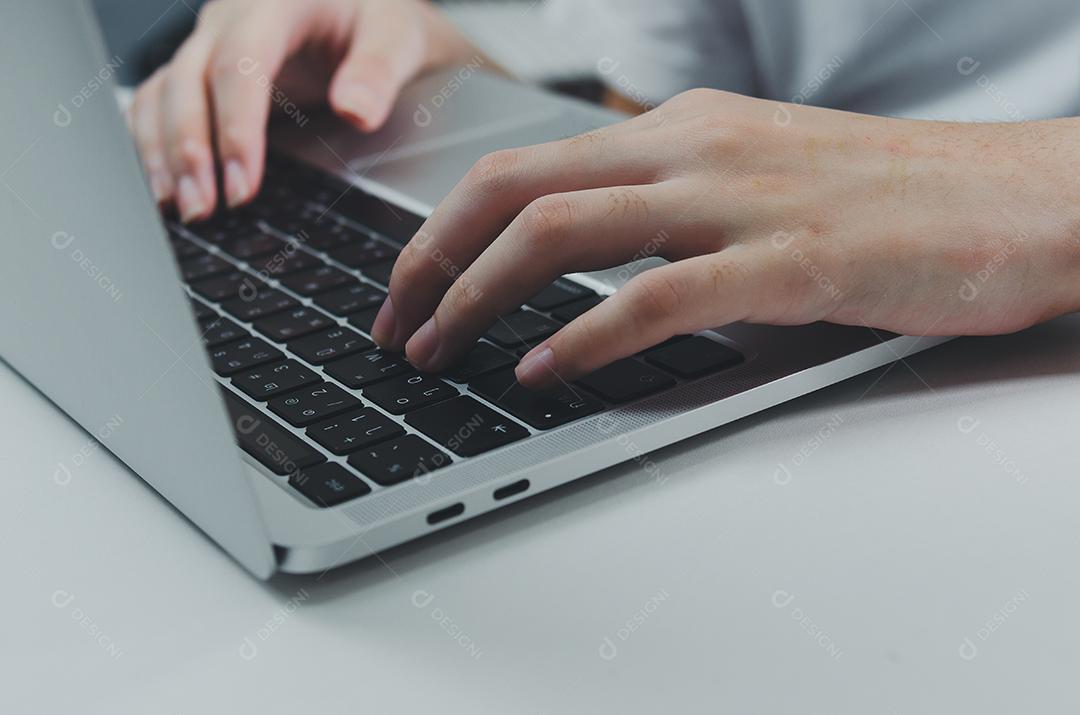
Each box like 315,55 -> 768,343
268,382 -> 362,427
297,224 -> 356,252
200,315 -> 249,347
287,326 -> 373,364
442,342 -> 515,383
222,390 -> 325,475
221,231 -> 287,260
577,359 -> 675,403
406,396 -> 528,457
347,435 -> 451,486
262,207 -> 335,239
469,368 -> 602,429
332,191 -> 425,246
314,282 -> 385,317
171,237 -> 203,259
485,310 -> 561,348
249,250 -> 321,278
347,306 -> 380,334
527,278 -> 596,311
513,338 -> 547,358
328,240 -> 397,269
361,258 -> 396,286
187,212 -> 251,243
221,288 -> 298,321
209,337 -> 283,376
190,271 -> 262,302
551,295 -> 604,323
254,307 -> 335,342
289,463 -> 371,507
247,191 -> 308,222
642,334 -> 693,353
322,349 -> 412,389
232,360 -> 321,400
279,265 -> 354,296
644,336 -> 743,378
307,408 -> 404,455
179,252 -> 232,282
363,373 -> 456,414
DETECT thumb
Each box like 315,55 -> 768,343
328,5 -> 427,132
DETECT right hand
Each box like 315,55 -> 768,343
129,0 -> 482,221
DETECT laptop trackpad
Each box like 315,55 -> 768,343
272,70 -> 621,211
356,112 -> 608,209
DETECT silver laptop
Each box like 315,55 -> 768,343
0,2 -> 948,577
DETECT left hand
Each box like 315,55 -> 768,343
372,88 -> 1080,388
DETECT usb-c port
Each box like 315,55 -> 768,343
493,479 -> 530,501
427,503 -> 464,525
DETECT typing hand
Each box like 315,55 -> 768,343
374,88 -> 1080,387
129,0 -> 480,221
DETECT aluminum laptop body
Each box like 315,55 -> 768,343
0,2 -> 949,577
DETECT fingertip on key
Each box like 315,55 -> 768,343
515,346 -> 556,389
405,317 -> 439,370
371,297 -> 400,349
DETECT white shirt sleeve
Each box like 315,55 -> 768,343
544,0 -> 758,105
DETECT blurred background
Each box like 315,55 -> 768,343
92,0 -> 605,101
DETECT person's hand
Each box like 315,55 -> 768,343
129,0 -> 481,221
373,88 -> 1080,387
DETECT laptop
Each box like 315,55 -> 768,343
0,2 -> 949,577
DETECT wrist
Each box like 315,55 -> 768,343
953,120 -> 1080,321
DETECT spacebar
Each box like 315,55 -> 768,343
220,390 -> 326,475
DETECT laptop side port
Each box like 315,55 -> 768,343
427,503 -> 465,525
493,479 -> 530,501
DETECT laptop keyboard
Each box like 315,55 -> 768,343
169,154 -> 744,509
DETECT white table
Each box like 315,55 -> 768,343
4,315 -> 1080,714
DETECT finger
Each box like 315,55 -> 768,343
130,70 -> 172,204
373,126 -> 665,350
404,183 -> 680,371
514,247 -> 771,388
207,4 -> 308,207
159,30 -> 218,221
328,0 -> 427,132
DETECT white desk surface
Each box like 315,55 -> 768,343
4,315 -> 1079,714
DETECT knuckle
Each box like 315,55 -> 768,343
630,271 -> 684,320
388,248 -> 419,292
690,116 -> 742,164
563,309 -> 601,350
441,277 -> 485,318
464,149 -> 520,195
208,51 -> 244,84
173,137 -> 210,170
395,234 -> 432,275
706,255 -> 752,292
519,194 -> 575,246
689,111 -> 732,135
668,87 -> 721,107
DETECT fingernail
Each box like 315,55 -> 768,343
223,160 -> 250,208
515,346 -> 555,388
371,297 -> 398,347
405,317 -> 439,369
335,84 -> 378,129
176,175 -> 205,222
